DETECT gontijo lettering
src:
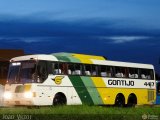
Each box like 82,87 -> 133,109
108,79 -> 134,86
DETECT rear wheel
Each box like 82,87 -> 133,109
115,94 -> 125,107
53,93 -> 67,106
127,94 -> 137,107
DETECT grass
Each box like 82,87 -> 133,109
0,105 -> 160,120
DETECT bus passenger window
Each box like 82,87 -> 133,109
106,66 -> 112,77
68,69 -> 71,75
52,63 -> 60,74
121,67 -> 126,78
73,64 -> 82,75
59,63 -> 68,75
115,67 -> 121,77
146,69 -> 154,80
92,65 -> 98,76
129,68 -> 139,79
68,64 -> 73,75
149,70 -> 154,80
100,66 -> 107,77
140,69 -> 153,80
37,61 -> 48,82
84,65 -> 91,76
140,69 -> 146,79
115,67 -> 124,78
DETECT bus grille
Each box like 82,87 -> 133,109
148,90 -> 154,102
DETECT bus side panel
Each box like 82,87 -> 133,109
80,76 -> 103,105
99,88 -> 155,105
91,77 -> 108,104
33,75 -> 82,106
69,76 -> 94,105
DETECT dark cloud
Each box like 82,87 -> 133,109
0,16 -> 160,73
0,16 -> 160,38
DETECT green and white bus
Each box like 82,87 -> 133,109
4,53 -> 156,106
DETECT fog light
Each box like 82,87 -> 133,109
4,91 -> 12,99
24,92 -> 33,98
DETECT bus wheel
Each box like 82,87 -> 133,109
115,94 -> 125,107
127,94 -> 137,107
53,92 -> 67,106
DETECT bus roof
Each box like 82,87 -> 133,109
10,52 -> 154,69
92,59 -> 154,69
10,54 -> 58,62
11,52 -> 106,62
52,52 -> 106,63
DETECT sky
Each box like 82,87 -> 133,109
0,0 -> 160,74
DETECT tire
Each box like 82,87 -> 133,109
127,94 -> 137,107
53,93 -> 67,106
115,94 -> 125,107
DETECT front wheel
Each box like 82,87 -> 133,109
53,93 -> 67,106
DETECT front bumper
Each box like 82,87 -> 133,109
4,93 -> 34,106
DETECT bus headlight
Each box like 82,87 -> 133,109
4,92 -> 12,99
24,92 -> 33,98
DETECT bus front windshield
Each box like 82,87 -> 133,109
8,61 -> 37,84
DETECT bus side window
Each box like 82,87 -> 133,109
106,66 -> 112,77
129,68 -> 139,79
134,69 -> 139,78
47,62 -> 53,74
59,63 -> 68,75
146,69 -> 154,80
73,64 -> 82,75
121,67 -> 127,78
140,69 -> 147,79
37,61 -> 48,82
100,65 -> 107,77
115,67 -> 120,77
115,67 -> 124,78
110,66 -> 115,77
84,64 -> 91,76
150,70 -> 154,80
140,69 -> 153,80
52,62 -> 59,75
92,65 -> 98,76
68,64 -> 75,75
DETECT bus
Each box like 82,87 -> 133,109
3,53 -> 156,107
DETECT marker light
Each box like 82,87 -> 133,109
24,92 -> 33,98
4,92 -> 12,99
11,62 -> 21,66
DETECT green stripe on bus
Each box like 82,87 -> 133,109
69,76 -> 94,105
54,56 -> 71,62
53,53 -> 80,63
80,76 -> 103,105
